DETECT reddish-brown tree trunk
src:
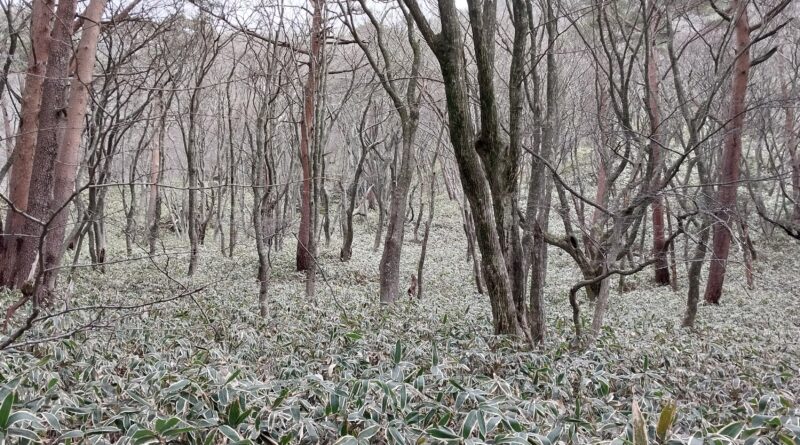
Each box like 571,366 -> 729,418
0,0 -> 55,286
652,199 -> 669,284
41,0 -> 107,291
11,0 -> 79,290
296,0 -> 323,272
704,2 -> 750,304
645,13 -> 669,286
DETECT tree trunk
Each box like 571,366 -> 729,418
40,0 -> 107,292
590,221 -> 624,337
784,84 -> 799,223
463,206 -> 485,294
740,214 -> 755,289
525,0 -> 557,344
12,0 -> 79,292
225,66 -> 237,258
147,92 -> 167,255
340,146 -> 370,261
0,0 -> 55,287
252,106 -> 273,318
704,2 -> 750,304
652,198 -> 669,285
683,221 -> 711,328
379,125 -> 416,303
645,9 -> 669,286
411,0 -> 523,336
296,0 -> 323,272
187,104 -> 200,276
372,185 -> 384,252
416,168 -> 436,300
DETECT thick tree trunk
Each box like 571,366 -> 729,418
645,10 -> 669,286
296,0 -> 323,272
379,125 -> 416,303
525,0 -> 557,344
590,222 -> 623,337
0,0 -> 55,287
652,198 -> 669,284
41,0 -> 107,291
704,2 -> 750,304
452,119 -> 518,334
12,0 -> 79,291
424,0 -> 523,336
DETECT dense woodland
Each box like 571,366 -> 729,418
0,0 -> 799,443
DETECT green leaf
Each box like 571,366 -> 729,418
272,388 -> 289,408
224,370 -> 242,385
495,435 -> 530,444
163,426 -> 196,437
0,392 -> 13,429
358,424 -> 381,441
155,417 -> 181,434
388,427 -> 407,445
56,430 -> 84,442
132,428 -> 158,443
345,331 -> 363,341
719,421 -> 745,439
7,410 -> 44,430
427,426 -> 459,439
218,424 -> 242,441
87,426 -> 121,436
166,379 -> 190,394
393,340 -> 402,365
7,427 -> 40,441
42,412 -> 61,432
461,410 -> 479,439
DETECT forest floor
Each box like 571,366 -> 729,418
1,198 -> 799,444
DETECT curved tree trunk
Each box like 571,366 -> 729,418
400,0 -> 528,337
340,148 -> 371,261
